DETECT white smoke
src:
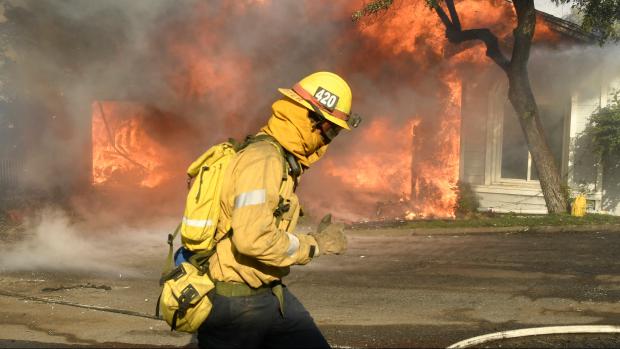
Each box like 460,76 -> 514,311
529,43 -> 620,97
0,207 -> 174,275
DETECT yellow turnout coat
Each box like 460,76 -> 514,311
209,98 -> 326,287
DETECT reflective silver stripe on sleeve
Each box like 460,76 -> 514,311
234,189 -> 266,209
182,217 -> 214,228
286,233 -> 300,257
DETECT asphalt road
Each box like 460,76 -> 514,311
1,227 -> 620,348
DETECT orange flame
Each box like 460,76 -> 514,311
88,0 -> 574,222
325,118 -> 415,197
410,74 -> 462,218
92,101 -> 173,188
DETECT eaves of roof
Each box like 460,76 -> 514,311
502,0 -> 598,43
535,10 -> 599,44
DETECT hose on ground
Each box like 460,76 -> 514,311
447,325 -> 620,348
0,289 -> 160,320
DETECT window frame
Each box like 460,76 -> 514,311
485,82 -> 571,187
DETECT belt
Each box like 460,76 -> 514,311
215,281 -> 285,316
215,281 -> 274,297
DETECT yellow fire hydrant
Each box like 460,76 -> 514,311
571,194 -> 587,217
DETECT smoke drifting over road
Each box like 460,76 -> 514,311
0,207 -> 173,275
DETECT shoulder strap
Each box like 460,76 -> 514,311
161,223 -> 182,279
236,134 -> 302,225
237,134 -> 297,184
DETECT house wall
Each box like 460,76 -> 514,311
473,183 -> 547,214
460,70 -> 543,213
460,77 -> 491,186
460,71 -> 550,213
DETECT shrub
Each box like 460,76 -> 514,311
454,181 -> 480,218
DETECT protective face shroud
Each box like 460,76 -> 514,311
261,98 -> 328,168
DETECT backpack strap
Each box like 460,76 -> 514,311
235,133 -> 301,227
161,223 -> 182,279
241,134 -> 301,182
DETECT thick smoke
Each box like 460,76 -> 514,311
1,0 -> 458,224
1,0 -> 619,272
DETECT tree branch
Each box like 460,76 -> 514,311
431,0 -> 510,72
445,0 -> 461,31
433,2 -> 453,28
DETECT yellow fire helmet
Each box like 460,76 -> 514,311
278,71 -> 361,130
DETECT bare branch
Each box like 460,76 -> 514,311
430,0 -> 510,72
448,28 -> 510,71
445,0 -> 461,31
432,2 -> 453,28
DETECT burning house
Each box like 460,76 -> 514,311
1,0 -> 618,225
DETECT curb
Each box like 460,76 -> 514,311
347,224 -> 620,236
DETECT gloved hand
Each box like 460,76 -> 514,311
310,214 -> 347,256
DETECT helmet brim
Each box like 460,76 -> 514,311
278,88 -> 351,130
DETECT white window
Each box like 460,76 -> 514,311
499,101 -> 567,182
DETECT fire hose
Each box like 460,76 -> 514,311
3,289 -> 620,346
0,289 -> 160,320
447,325 -> 620,348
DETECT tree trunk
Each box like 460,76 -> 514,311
509,0 -> 567,213
430,0 -> 569,213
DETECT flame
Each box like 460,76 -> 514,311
324,118 -> 415,197
329,0 -> 553,220
345,0 -> 471,219
87,0 -> 575,222
410,74 -> 462,218
356,0 -> 561,66
356,0 -> 513,66
92,101 -> 174,188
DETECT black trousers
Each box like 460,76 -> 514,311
197,286 -> 330,349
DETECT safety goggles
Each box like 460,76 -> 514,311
308,105 -> 361,143
308,108 -> 339,143
319,118 -> 342,142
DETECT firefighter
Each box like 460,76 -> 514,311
197,72 -> 360,348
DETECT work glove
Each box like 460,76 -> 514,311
310,214 -> 347,256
